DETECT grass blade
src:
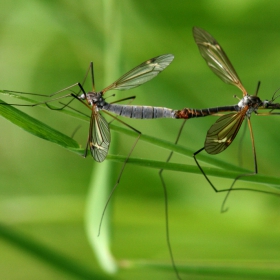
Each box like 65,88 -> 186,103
0,99 -> 82,153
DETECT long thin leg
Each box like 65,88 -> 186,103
256,112 -> 280,116
158,120 -> 187,280
2,85 -> 76,108
97,110 -> 142,236
47,62 -> 94,104
1,83 -> 82,110
110,95 -> 136,105
194,132 -> 280,213
59,96 -> 144,217
58,95 -> 137,119
89,62 -> 95,92
237,119 -> 247,167
193,147 -> 219,193
221,118 -> 258,212
107,96 -> 136,126
1,62 -> 95,110
57,98 -> 182,279
34,62 -> 94,111
220,112 -> 280,210
53,64 -> 141,231
221,111 -> 280,209
98,115 -> 183,280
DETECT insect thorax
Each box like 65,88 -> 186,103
84,92 -> 107,108
238,95 -> 262,117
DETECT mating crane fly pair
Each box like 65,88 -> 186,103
2,27 -> 280,200
2,27 -> 280,280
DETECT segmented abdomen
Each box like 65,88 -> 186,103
103,104 -> 176,119
174,105 -> 239,119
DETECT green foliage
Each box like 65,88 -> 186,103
0,98 -> 81,153
1,1 -> 280,280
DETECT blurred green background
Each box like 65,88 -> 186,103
1,1 -> 280,279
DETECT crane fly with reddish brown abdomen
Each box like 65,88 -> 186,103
161,27 -> 280,211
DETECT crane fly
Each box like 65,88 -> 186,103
75,53 -> 174,162
1,54 -> 184,280
2,54 -> 175,162
1,54 -> 176,229
163,27 -> 280,211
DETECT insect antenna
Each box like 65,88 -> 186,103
270,87 -> 280,102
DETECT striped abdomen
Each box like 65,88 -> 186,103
173,105 -> 240,119
102,103 -> 176,119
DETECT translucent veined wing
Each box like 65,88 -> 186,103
193,27 -> 247,96
205,108 -> 248,154
88,107 -> 110,162
101,54 -> 174,93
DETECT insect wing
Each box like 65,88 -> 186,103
193,27 -> 247,96
89,108 -> 111,162
102,54 -> 174,93
205,108 -> 247,154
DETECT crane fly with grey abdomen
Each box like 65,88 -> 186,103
1,54 -> 181,278
2,54 -> 175,162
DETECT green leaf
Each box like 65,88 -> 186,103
107,154 -> 280,188
0,223 -> 110,280
1,91 -> 279,191
0,99 -> 82,154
